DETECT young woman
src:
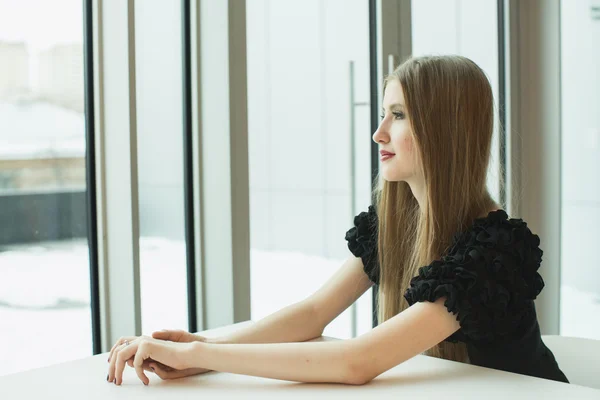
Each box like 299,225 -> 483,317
106,55 -> 569,386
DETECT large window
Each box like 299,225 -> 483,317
246,0 -> 374,339
0,0 -> 91,375
135,0 -> 188,335
560,0 -> 600,340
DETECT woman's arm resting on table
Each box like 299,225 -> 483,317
209,256 -> 373,345
110,257 -> 375,385
186,297 -> 460,385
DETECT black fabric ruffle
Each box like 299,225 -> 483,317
344,207 -> 569,383
344,205 -> 379,284
403,210 -> 545,344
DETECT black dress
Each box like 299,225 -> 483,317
344,206 -> 569,384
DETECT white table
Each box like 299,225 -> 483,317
1,321 -> 598,399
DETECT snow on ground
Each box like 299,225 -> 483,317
0,239 -> 598,377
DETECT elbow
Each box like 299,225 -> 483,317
343,347 -> 377,385
305,301 -> 326,338
346,374 -> 373,386
344,363 -> 375,386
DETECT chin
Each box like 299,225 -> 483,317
381,162 -> 411,181
381,169 -> 412,182
381,174 -> 407,183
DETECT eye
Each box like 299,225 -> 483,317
392,111 -> 405,120
379,113 -> 385,120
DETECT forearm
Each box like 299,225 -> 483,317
189,340 -> 365,385
207,301 -> 323,345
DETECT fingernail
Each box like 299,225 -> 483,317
144,382 -> 148,386
106,374 -> 109,381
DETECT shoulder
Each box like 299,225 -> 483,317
450,209 -> 545,298
404,209 -> 545,343
344,205 -> 378,248
344,205 -> 379,284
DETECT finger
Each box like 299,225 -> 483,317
145,360 -> 174,373
151,330 -> 184,342
149,363 -> 169,380
108,340 -> 121,364
139,359 -> 156,373
135,358 -> 164,373
154,361 -> 175,372
149,363 -> 187,380
108,341 -> 126,383
114,341 -> 138,385
108,337 -> 124,363
108,337 -> 127,363
151,329 -> 170,339
133,342 -> 150,386
141,358 -> 166,372
108,336 -> 135,363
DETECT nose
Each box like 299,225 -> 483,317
372,121 -> 389,144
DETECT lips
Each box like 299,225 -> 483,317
380,150 -> 395,156
380,152 -> 395,161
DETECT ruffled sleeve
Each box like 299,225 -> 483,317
345,205 -> 379,285
403,210 -> 545,344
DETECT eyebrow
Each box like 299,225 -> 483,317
381,103 -> 405,112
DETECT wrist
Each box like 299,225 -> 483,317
185,340 -> 208,369
205,337 -> 230,345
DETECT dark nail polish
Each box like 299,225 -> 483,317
106,374 -> 109,381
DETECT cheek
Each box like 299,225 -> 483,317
400,134 -> 414,155
398,134 -> 420,172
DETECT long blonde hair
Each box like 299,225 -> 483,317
374,55 -> 498,362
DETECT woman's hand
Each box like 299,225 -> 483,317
151,329 -> 206,344
147,330 -> 213,380
107,335 -> 199,385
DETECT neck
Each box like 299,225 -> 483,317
406,178 -> 426,210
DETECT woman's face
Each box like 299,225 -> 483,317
372,79 -> 420,182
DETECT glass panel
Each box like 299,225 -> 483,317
0,0 -> 91,375
246,0 -> 373,339
411,0 -> 501,202
135,0 -> 188,334
560,0 -> 600,340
